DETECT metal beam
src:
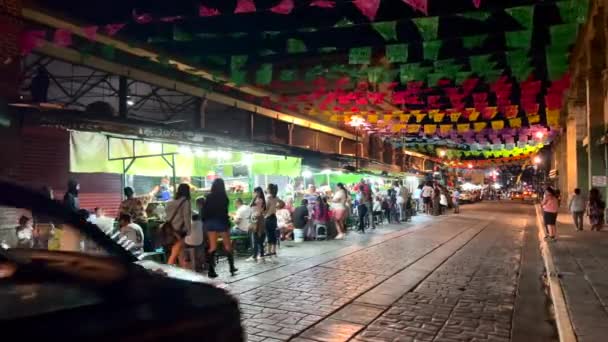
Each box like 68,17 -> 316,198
33,42 -> 357,140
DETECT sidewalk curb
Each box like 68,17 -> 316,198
534,204 -> 577,342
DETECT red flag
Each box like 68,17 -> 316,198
473,92 -> 487,103
353,0 -> 381,21
105,23 -> 126,36
472,0 -> 481,9
235,0 -> 256,14
335,77 -> 350,88
271,0 -> 294,14
53,28 -> 73,47
402,0 -> 428,15
20,30 -> 46,55
132,9 -> 153,24
82,26 -> 98,41
310,1 -> 336,8
199,5 -> 220,17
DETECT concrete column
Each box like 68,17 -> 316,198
565,117 -> 577,194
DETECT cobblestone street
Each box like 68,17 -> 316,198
217,202 -> 556,342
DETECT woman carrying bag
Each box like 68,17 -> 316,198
164,184 -> 192,266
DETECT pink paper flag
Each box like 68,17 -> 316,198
20,30 -> 46,55
353,0 -> 381,21
235,0 -> 256,14
82,26 -> 98,41
271,0 -> 294,14
402,0 -> 428,15
199,5 -> 220,17
472,0 -> 481,9
132,9 -> 153,24
310,0 -> 335,8
105,23 -> 126,36
53,28 -> 73,47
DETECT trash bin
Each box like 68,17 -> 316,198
293,228 -> 304,243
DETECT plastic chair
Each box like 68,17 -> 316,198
315,224 -> 328,240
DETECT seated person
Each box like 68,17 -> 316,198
276,200 -> 294,240
15,215 -> 34,248
231,198 -> 250,236
293,199 -> 309,230
312,196 -> 330,225
118,214 -> 144,254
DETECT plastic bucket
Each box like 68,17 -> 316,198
293,228 -> 304,243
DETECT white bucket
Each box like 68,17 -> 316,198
293,228 -> 304,243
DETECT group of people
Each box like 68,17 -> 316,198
541,186 -> 606,241
418,181 -> 459,216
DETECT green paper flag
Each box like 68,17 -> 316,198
367,67 -> 385,84
505,5 -> 534,29
101,45 -> 116,60
173,26 -> 193,41
297,27 -> 318,33
463,35 -> 487,49
258,49 -> 276,56
546,47 -> 570,81
279,69 -> 297,81
550,24 -> 579,47
231,55 -> 248,70
427,73 -> 446,86
505,30 -> 532,49
456,71 -> 473,84
372,21 -> 398,41
400,63 -> 432,83
511,63 -> 533,81
335,18 -> 354,28
231,69 -> 247,85
148,36 -> 169,43
505,50 -> 529,68
458,11 -> 491,21
305,65 -> 325,81
484,69 -> 504,82
556,0 -> 589,24
287,38 -> 307,53
318,47 -> 337,53
423,41 -> 441,60
386,44 -> 408,63
349,47 -> 372,64
413,17 -> 439,41
255,64 -> 273,85
469,54 -> 493,72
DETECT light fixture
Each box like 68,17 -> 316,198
533,156 -> 541,164
535,131 -> 544,139
178,146 -> 192,155
321,169 -> 332,174
302,170 -> 313,178
348,116 -> 365,128
467,163 -> 473,169
241,154 -> 254,165
127,99 -> 135,106
438,150 -> 447,157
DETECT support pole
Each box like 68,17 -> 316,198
118,76 -> 128,118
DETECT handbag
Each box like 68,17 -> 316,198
160,199 -> 187,246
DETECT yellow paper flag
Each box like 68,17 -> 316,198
391,124 -> 405,133
467,109 -> 480,121
491,120 -> 504,130
457,123 -> 470,133
440,124 -> 453,134
384,114 -> 394,122
367,114 -> 378,123
415,113 -> 427,123
546,109 -> 560,127
400,114 -> 411,123
424,124 -> 437,135
528,115 -> 540,124
509,117 -> 522,128
473,122 -> 487,132
450,112 -> 461,123
407,124 -> 421,133
433,113 -> 445,123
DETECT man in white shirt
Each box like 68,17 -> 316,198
413,186 -> 422,212
568,188 -> 586,231
231,198 -> 251,236
421,182 -> 434,214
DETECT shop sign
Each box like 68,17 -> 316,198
592,175 -> 607,187
140,127 -> 205,144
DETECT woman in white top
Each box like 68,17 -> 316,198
331,183 -> 348,239
165,184 -> 192,267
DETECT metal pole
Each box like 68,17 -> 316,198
118,76 -> 128,118
172,154 -> 177,195
355,128 -> 360,170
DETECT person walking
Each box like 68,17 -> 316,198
398,181 -> 410,222
588,188 -> 605,231
421,182 -> 433,214
432,185 -> 441,216
265,183 -> 279,257
542,187 -> 559,241
568,188 -> 586,231
452,189 -> 460,214
331,183 -> 348,239
249,187 -> 266,263
202,179 -> 237,277
413,185 -> 422,213
165,184 -> 192,266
